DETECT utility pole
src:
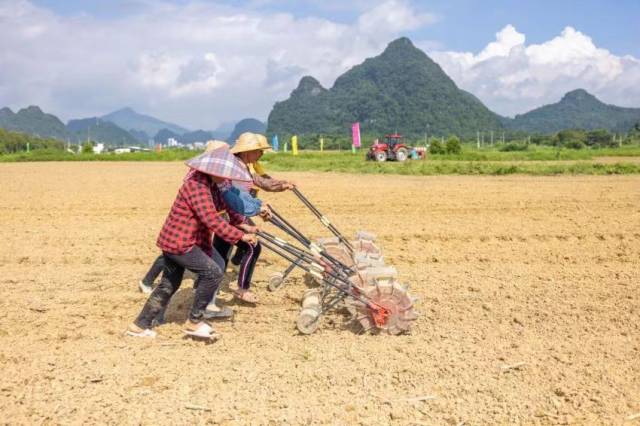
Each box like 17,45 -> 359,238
477,131 -> 480,149
490,131 -> 494,146
426,123 -> 430,146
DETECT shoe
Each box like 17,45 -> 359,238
233,288 -> 258,304
203,306 -> 234,319
183,322 -> 220,340
125,324 -> 157,338
138,280 -> 153,294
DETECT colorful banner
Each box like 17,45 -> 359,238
272,135 -> 279,151
291,135 -> 299,156
320,137 -> 324,152
283,142 -> 288,152
351,122 -> 361,148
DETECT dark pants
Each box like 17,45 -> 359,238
213,237 -> 261,290
141,255 -> 165,285
134,246 -> 225,328
230,218 -> 256,266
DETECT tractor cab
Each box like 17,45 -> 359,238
384,133 -> 403,150
367,133 -> 411,162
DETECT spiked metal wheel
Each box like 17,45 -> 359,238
353,281 -> 417,335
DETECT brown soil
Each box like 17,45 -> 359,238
0,162 -> 638,425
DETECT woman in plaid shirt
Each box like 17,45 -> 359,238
127,149 -> 257,340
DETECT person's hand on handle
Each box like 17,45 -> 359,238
259,205 -> 272,221
238,223 -> 259,234
283,181 -> 296,190
241,233 -> 257,245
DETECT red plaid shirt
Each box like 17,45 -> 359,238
157,171 -> 245,255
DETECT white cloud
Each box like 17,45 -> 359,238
357,0 -> 438,34
0,0 -> 435,129
2,1 -> 637,129
431,25 -> 640,116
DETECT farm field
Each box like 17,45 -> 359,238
0,162 -> 639,424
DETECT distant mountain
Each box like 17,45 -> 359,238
0,106 -> 68,140
228,118 -> 267,144
102,107 -> 188,137
67,117 -> 138,145
180,130 -> 213,144
129,129 -> 151,144
504,89 -> 640,133
267,37 -> 503,138
153,128 -> 180,144
210,121 -> 236,140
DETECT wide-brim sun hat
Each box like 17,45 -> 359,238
229,132 -> 272,154
205,139 -> 230,152
185,147 -> 253,182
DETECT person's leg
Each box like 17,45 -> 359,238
203,244 -> 234,318
139,255 -> 165,293
212,236 -> 233,269
233,241 -> 260,304
176,246 -> 225,324
237,241 -> 261,290
230,218 -> 255,266
229,244 -> 246,266
134,255 -> 184,329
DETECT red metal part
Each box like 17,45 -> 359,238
370,305 -> 390,327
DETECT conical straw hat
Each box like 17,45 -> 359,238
229,132 -> 272,154
185,147 -> 252,182
205,140 -> 229,152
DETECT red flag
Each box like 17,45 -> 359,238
351,122 -> 361,148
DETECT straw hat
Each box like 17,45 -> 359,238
185,147 -> 252,182
229,132 -> 272,154
205,139 -> 229,152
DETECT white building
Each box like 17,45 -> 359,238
167,137 -> 178,147
92,143 -> 105,154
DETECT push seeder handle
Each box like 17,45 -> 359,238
291,187 -> 354,254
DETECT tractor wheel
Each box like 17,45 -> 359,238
395,147 -> 408,162
374,150 -> 387,162
353,280 -> 417,335
268,272 -> 286,292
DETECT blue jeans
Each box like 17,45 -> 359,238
134,246 -> 225,328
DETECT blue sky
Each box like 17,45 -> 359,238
4,0 -> 640,129
31,0 -> 640,56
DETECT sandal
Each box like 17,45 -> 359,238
125,324 -> 157,338
183,322 -> 220,340
234,289 -> 258,304
203,305 -> 234,319
138,280 -> 153,295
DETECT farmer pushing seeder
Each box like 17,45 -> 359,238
127,132 -> 418,340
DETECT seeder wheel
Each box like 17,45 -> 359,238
354,281 -> 417,335
297,307 -> 320,334
268,272 -> 286,292
321,243 -> 355,269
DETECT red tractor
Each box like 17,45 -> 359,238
366,133 -> 412,162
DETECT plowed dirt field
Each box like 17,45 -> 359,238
0,162 -> 638,425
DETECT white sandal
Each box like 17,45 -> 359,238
125,328 -> 157,338
183,322 -> 220,340
138,280 -> 153,294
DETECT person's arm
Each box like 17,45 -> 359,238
183,178 -> 244,244
252,173 -> 291,192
